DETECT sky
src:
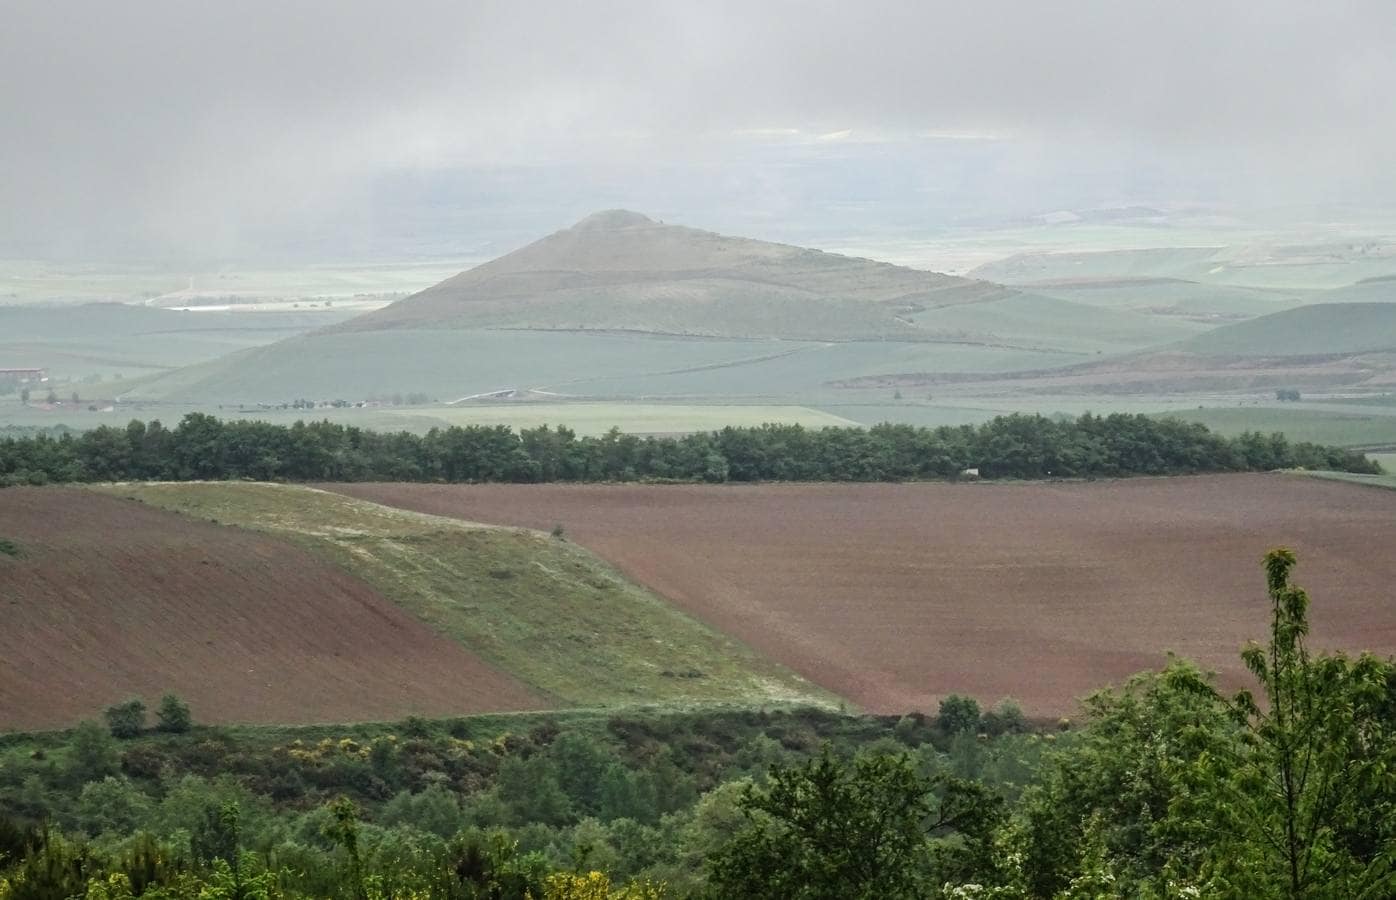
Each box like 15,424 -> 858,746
4,0 -> 1396,261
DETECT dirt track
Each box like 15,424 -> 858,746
332,475 -> 1396,716
0,488 -> 538,730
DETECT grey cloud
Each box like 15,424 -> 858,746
3,0 -> 1394,259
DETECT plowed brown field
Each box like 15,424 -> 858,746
0,488 -> 538,730
331,475 -> 1396,716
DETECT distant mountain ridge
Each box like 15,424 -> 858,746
329,210 -> 1027,341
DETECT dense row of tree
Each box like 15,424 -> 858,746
3,552 -> 1393,897
0,411 -> 1378,486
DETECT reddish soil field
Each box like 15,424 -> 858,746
332,474 -> 1396,716
0,488 -> 538,731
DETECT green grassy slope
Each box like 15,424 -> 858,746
1305,470 -> 1396,491
904,291 -> 1210,352
970,248 -> 1229,284
90,483 -> 833,710
1157,407 -> 1396,448
122,330 -> 830,403
1022,279 -> 1303,319
1172,303 -> 1396,356
0,303 -> 353,379
972,245 -> 1396,290
122,325 -> 1104,406
1309,277 -> 1396,304
115,213 -> 1251,406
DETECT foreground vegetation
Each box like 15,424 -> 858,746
3,551 -> 1393,897
0,411 -> 1378,487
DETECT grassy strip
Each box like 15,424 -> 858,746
1158,406 -> 1396,448
1302,470 -> 1396,492
88,482 -> 837,711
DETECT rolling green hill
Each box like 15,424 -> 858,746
1157,407 -> 1396,449
121,329 -> 817,403
0,302 -> 353,379
970,247 -> 1230,284
1173,303 -> 1396,357
1307,276 -> 1396,305
972,244 -> 1396,290
1020,278 -> 1303,320
903,290 -> 1209,353
121,212 -> 1214,406
121,324 -> 1091,406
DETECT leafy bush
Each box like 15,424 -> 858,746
937,695 -> 982,735
69,720 -> 121,783
154,694 -> 192,734
104,700 -> 147,739
980,698 -> 1026,736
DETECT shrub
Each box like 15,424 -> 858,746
980,698 -> 1026,736
154,694 -> 192,734
937,695 -> 982,735
400,715 -> 432,739
104,699 -> 147,739
120,744 -> 171,781
74,776 -> 152,837
70,720 -> 121,783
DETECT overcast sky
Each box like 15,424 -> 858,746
4,0 -> 1396,260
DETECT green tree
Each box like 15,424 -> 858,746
938,694 -> 982,734
597,764 -> 659,824
1024,549 -> 1396,898
1178,549 -> 1396,897
495,756 -> 574,826
104,699 -> 146,738
74,777 -> 152,837
379,785 -> 465,839
69,720 -> 121,782
550,732 -> 614,818
154,693 -> 192,733
191,800 -> 241,871
1015,659 -> 1234,896
707,747 -> 1002,899
324,796 -> 367,900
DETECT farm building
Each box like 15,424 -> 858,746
0,368 -> 47,386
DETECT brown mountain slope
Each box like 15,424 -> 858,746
329,210 -> 1011,340
0,488 -> 539,730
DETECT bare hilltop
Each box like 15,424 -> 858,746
329,209 -> 1023,341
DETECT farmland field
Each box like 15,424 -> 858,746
1157,406 -> 1396,447
388,403 -> 857,434
332,474 -> 1396,716
91,483 -> 829,712
1369,451 -> 1396,469
0,487 -> 538,730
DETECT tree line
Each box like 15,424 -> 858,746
0,411 -> 1379,487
